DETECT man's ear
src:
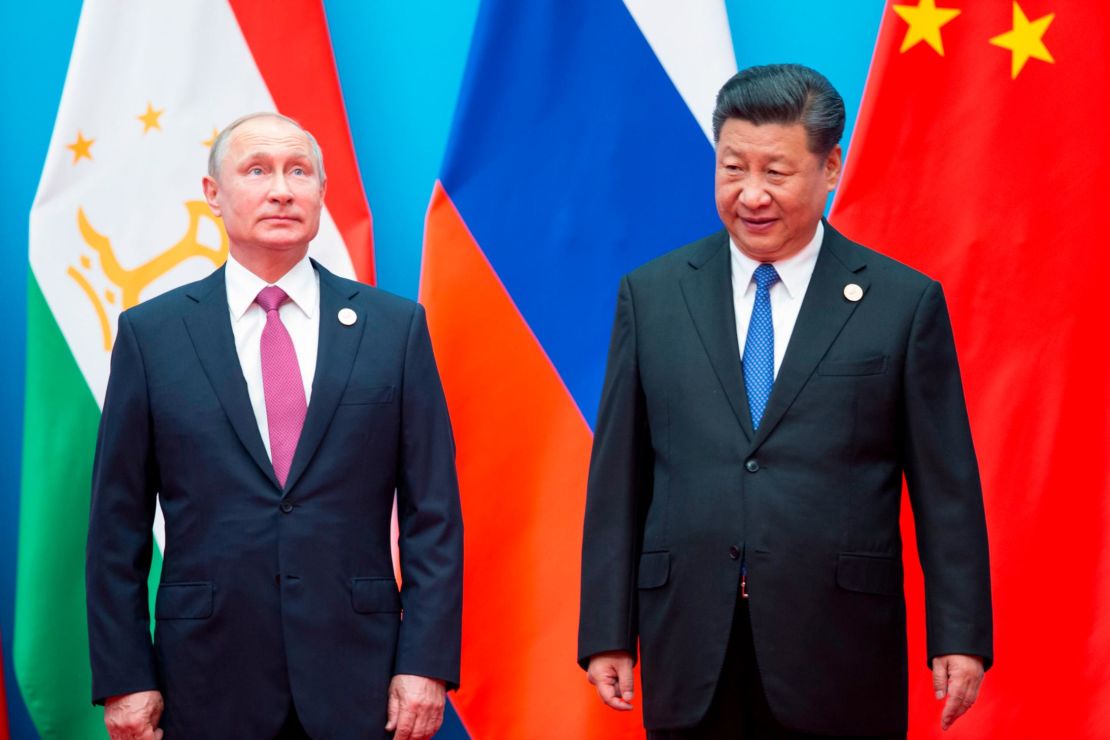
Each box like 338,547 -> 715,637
202,175 -> 221,216
824,144 -> 843,192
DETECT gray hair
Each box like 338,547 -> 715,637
207,112 -> 326,182
712,64 -> 845,155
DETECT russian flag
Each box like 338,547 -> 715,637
421,0 -> 735,736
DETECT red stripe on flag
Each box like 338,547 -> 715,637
421,183 -> 643,738
227,0 -> 374,283
832,2 -> 1110,736
0,630 -> 9,740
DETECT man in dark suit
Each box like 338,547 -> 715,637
578,65 -> 992,738
86,112 -> 462,740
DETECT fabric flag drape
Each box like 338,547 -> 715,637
831,1 -> 1110,737
1,631 -> 9,740
18,1 -> 370,736
420,0 -> 735,736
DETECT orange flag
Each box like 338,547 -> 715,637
832,1 -> 1110,737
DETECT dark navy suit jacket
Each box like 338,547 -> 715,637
86,261 -> 463,739
579,223 -> 992,734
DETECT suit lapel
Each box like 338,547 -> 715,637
282,261 -> 364,495
182,267 -> 281,489
750,222 -> 869,449
680,232 -> 755,441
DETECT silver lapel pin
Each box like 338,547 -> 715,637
337,307 -> 357,326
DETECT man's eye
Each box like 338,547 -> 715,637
292,167 -> 306,176
248,167 -> 264,175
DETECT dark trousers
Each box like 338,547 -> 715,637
649,600 -> 905,740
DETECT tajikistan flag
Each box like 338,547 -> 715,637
19,1 -> 371,736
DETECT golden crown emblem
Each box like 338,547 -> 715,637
69,201 -> 228,350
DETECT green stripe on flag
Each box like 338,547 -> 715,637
15,274 -> 162,739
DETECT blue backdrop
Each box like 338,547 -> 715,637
0,2 -> 883,736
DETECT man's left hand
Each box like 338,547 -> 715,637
932,654 -> 985,731
385,674 -> 446,740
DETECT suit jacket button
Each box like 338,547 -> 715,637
728,545 -> 740,560
280,502 -> 293,513
745,459 -> 760,473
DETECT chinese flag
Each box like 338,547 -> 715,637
832,1 -> 1110,737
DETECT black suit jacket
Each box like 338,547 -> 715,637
86,261 -> 463,739
578,224 -> 992,734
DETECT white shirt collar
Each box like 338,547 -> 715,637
225,251 -> 317,321
730,220 -> 824,299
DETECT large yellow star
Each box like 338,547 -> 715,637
892,0 -> 961,56
989,2 -> 1055,79
137,102 -> 164,133
66,131 -> 95,163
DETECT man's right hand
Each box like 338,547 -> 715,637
104,690 -> 164,740
587,651 -> 635,711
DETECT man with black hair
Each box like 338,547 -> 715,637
579,65 -> 992,738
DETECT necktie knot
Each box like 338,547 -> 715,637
256,285 -> 289,313
753,263 -> 780,292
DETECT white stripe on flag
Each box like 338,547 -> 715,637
623,0 -> 737,143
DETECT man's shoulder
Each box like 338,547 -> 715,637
825,224 -> 937,292
316,264 -> 421,319
121,268 -> 223,329
625,230 -> 728,286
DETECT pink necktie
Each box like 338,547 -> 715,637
256,286 -> 307,488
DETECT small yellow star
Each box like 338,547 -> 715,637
989,2 -> 1055,79
66,131 -> 95,163
137,102 -> 164,133
892,0 -> 961,56
202,127 -> 219,148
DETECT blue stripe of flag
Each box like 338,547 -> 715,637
441,0 -> 722,426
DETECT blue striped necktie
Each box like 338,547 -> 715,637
743,263 -> 780,430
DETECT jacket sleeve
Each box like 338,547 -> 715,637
578,275 -> 653,668
393,303 -> 464,688
86,311 -> 161,704
901,280 -> 994,669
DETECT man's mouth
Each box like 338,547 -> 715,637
740,217 -> 777,232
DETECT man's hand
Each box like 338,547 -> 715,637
933,654 -> 985,731
104,690 -> 164,740
587,651 -> 635,711
385,674 -> 446,740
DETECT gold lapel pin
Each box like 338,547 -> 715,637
337,307 -> 357,326
843,284 -> 864,302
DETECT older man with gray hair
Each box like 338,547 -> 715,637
579,64 -> 992,738
87,112 -> 463,740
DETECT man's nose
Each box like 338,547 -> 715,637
738,181 -> 771,209
268,173 -> 293,203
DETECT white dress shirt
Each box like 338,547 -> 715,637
731,221 -> 823,378
225,252 -> 320,461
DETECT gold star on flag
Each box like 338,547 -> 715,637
66,131 -> 95,163
892,0 -> 961,56
137,102 -> 164,133
202,127 -> 219,148
990,2 -> 1055,79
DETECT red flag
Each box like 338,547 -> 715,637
1,630 -> 10,740
832,1 -> 1110,736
